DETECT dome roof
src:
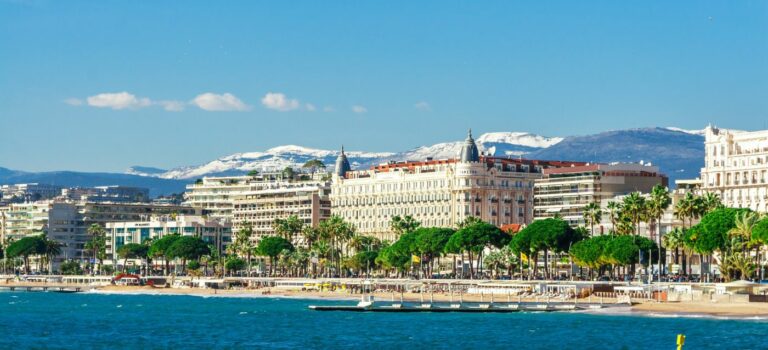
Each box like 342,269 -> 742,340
459,129 -> 480,162
335,146 -> 352,177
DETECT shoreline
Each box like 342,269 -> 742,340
6,281 -> 768,320
82,285 -> 768,319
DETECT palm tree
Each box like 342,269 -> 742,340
86,224 -> 107,274
621,192 -> 647,236
648,185 -> 672,279
229,224 -> 256,276
729,211 -> 759,256
606,201 -> 622,230
389,215 -> 421,238
582,202 -> 603,236
41,235 -> 63,273
663,228 -> 685,274
273,215 -> 305,245
700,192 -> 723,213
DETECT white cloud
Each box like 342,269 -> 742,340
351,105 -> 367,114
86,92 -> 151,110
261,92 -> 300,111
323,106 -> 335,112
64,98 -> 83,106
192,92 -> 249,111
158,100 -> 185,112
415,101 -> 431,111
305,103 -> 316,112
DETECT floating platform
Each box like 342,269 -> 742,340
309,302 -> 584,313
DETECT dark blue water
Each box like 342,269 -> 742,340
1,291 -> 765,349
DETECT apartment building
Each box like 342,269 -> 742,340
700,126 -> 768,212
533,163 -> 668,226
232,181 -> 331,241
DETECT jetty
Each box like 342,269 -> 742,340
0,285 -> 84,293
308,295 -> 608,313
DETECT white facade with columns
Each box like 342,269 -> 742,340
701,126 -> 768,212
330,131 -> 584,240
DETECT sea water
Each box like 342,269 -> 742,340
1,291 -> 765,349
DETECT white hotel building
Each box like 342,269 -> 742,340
701,126 -> 768,212
331,131 -> 584,240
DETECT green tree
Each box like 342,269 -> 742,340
225,257 -> 246,274
302,159 -> 326,175
247,169 -> 259,177
117,243 -> 149,273
85,224 -> 107,274
273,215 -> 305,245
167,236 -> 210,273
390,215 -> 421,238
149,234 -> 181,275
413,227 -> 454,277
519,218 -> 581,279
282,166 -> 296,180
59,260 -> 83,275
621,192 -> 647,236
6,236 -> 45,274
257,236 -> 294,275
582,202 -> 603,235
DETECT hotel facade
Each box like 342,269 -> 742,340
701,126 -> 768,212
331,131 -> 585,240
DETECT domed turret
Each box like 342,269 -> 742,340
459,129 -> 480,163
335,145 -> 352,178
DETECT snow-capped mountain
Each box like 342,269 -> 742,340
128,132 -> 561,180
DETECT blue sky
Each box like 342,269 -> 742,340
1,1 -> 766,172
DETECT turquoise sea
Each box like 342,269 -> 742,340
1,291 -> 765,349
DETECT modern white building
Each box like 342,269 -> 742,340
0,200 -> 198,271
331,131 -> 584,240
701,126 -> 768,212
106,215 -> 232,267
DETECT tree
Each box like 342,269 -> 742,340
449,221 -> 510,278
149,234 -> 181,275
302,159 -> 326,175
273,215 -> 305,244
60,260 -> 83,275
257,236 -> 294,275
583,202 -> 603,235
282,166 -> 296,180
663,228 -> 685,274
518,218 -> 581,279
247,169 -> 259,177
647,185 -> 671,279
41,235 -> 63,273
228,224 -> 256,276
117,243 -> 149,273
413,227 -> 454,277
390,215 -> 421,238
167,236 -> 210,273
605,201 -> 622,231
621,192 -> 647,236
6,236 -> 45,274
85,224 -> 107,274
225,257 -> 246,275
317,216 -> 356,274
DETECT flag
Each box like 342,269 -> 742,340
411,255 -> 421,263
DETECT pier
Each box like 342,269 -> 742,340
0,285 -> 84,293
